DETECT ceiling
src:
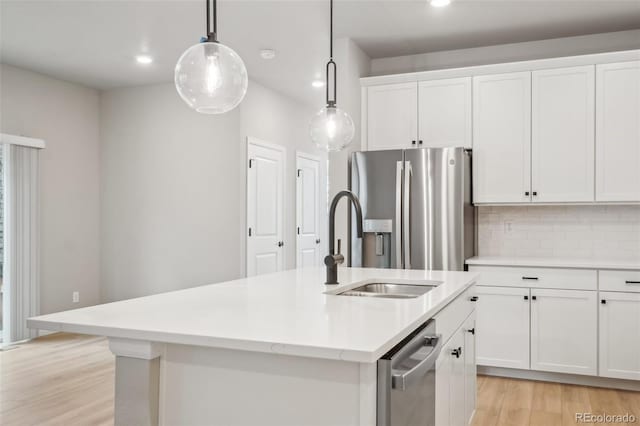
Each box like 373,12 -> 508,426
1,0 -> 639,107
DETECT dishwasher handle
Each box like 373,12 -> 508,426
391,334 -> 442,391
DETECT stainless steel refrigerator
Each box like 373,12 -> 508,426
350,147 -> 474,271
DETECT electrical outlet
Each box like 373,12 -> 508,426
72,291 -> 80,303
504,221 -> 513,233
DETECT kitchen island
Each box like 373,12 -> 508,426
28,267 -> 478,426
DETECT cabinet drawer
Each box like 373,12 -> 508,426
599,270 -> 640,293
469,265 -> 596,290
435,286 -> 476,345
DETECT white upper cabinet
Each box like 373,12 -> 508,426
599,291 -> 640,380
530,289 -> 597,376
473,72 -> 532,204
595,61 -> 640,202
365,82 -> 418,151
531,66 -> 595,202
418,77 -> 472,149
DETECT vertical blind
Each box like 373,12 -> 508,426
3,144 -> 40,343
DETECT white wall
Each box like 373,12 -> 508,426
239,80 -> 328,272
100,79 -> 325,302
328,38 -> 371,263
370,29 -> 640,76
0,64 -> 101,314
478,206 -> 640,262
99,83 -> 242,302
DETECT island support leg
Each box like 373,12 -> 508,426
109,338 -> 164,426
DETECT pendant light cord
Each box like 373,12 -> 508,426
206,0 -> 218,42
326,0 -> 337,107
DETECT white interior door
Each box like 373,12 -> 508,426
247,139 -> 285,277
296,153 -> 321,268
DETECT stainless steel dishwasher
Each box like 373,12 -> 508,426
377,319 -> 442,426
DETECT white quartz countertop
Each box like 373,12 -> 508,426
28,267 -> 478,363
466,256 -> 640,271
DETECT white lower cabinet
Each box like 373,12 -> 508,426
530,289 -> 598,375
436,313 -> 476,426
599,291 -> 640,380
476,286 -> 530,369
463,316 -> 477,425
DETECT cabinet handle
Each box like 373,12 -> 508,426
467,328 -> 475,335
532,191 -> 538,196
522,276 -> 539,281
524,295 -> 529,300
625,281 -> 640,285
315,239 -> 321,244
469,296 -> 478,302
531,295 -> 537,301
601,299 -> 607,304
277,241 -> 284,247
411,140 -> 416,145
451,347 -> 462,358
418,140 -> 423,145
525,191 -> 530,196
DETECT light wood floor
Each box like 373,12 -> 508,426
1,333 -> 639,426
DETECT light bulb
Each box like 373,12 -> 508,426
326,113 -> 337,140
205,54 -> 223,94
309,106 -> 354,152
175,42 -> 248,114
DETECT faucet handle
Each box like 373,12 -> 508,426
336,239 -> 342,255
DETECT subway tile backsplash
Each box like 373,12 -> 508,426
477,205 -> 640,261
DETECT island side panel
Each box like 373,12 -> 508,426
160,344 -> 370,426
109,338 -> 164,426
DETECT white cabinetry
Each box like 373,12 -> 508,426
364,78 -> 472,151
599,291 -> 640,380
473,72 -> 531,203
435,287 -> 476,426
418,77 -> 472,149
365,83 -> 417,151
531,66 -> 595,202
595,61 -> 640,202
475,286 -> 530,369
530,289 -> 598,375
463,316 -> 477,425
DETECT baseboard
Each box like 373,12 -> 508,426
478,366 -> 640,391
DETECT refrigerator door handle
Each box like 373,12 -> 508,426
395,161 -> 403,269
403,161 -> 412,269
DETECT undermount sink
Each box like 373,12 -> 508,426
337,283 -> 437,299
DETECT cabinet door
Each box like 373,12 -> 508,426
530,289 -> 597,375
476,286 -> 530,369
473,72 -> 531,203
435,342 -> 452,426
595,61 -> 640,202
366,83 -> 418,151
463,316 -> 476,425
532,66 -> 595,202
449,330 -> 466,426
418,77 -> 472,148
599,291 -> 640,380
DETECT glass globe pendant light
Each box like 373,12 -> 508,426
175,0 -> 248,114
309,0 -> 355,151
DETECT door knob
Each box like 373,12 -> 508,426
467,328 -> 475,335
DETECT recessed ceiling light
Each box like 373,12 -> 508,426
311,80 -> 325,88
135,54 -> 153,65
260,49 -> 276,60
430,0 -> 451,7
